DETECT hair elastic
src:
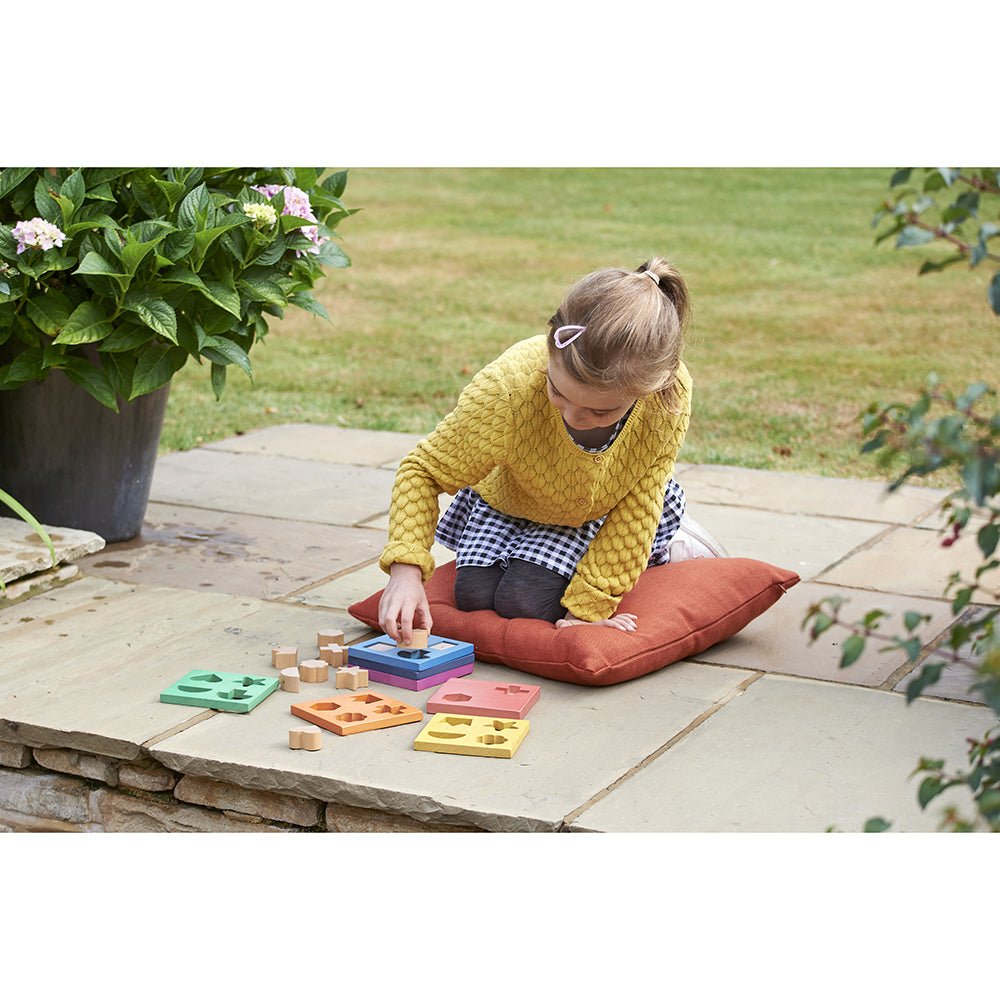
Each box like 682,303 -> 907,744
553,324 -> 586,348
643,269 -> 661,285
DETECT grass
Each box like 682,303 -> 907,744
160,168 -> 1000,486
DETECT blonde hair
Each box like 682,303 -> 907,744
546,258 -> 689,411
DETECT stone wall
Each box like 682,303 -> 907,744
0,739 -> 482,833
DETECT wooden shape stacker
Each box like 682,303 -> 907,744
347,633 -> 475,691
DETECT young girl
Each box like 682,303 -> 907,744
378,257 -> 725,644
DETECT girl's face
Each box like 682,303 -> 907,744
545,354 -> 636,431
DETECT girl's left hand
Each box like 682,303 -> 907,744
556,612 -> 638,632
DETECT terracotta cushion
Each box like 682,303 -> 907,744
349,558 -> 799,686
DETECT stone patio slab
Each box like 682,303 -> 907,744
569,674 -> 995,832
202,423 -> 424,468
679,465 -> 948,524
150,449 -> 396,526
685,500 -> 891,582
73,502 -> 385,601
149,659 -> 753,832
0,517 -> 105,586
0,577 -> 367,759
690,580 -> 958,688
287,543 -> 455,610
892,605 -> 994,706
818,525 -> 1000,603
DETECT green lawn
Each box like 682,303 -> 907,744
161,168 -> 999,485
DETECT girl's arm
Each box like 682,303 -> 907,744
561,393 -> 691,624
378,562 -> 433,644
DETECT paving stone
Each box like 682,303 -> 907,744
94,788 -> 292,832
203,423 -> 424,468
0,741 -> 32,768
0,577 -> 292,757
0,564 -> 82,605
150,449 -> 397,526
680,464 -> 948,523
685,501 -> 892,582
0,768 -> 93,825
818,525 -> 1000,603
118,758 -> 178,792
2,427 -> 990,836
288,542 -> 454,610
33,747 -> 119,786
0,516 -> 105,586
173,774 -> 321,827
892,606 -> 994,705
692,580 -> 959,690
149,660 -> 752,832
325,802 -> 483,833
75,503 -> 385,601
570,674 -> 995,832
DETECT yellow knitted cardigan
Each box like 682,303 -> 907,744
380,336 -> 692,621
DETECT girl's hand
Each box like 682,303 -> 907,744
555,612 -> 638,632
379,563 -> 433,645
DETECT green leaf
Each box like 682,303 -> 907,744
123,291 -> 178,343
952,586 -> 975,614
904,660 -> 944,703
918,255 -> 965,274
918,775 -> 945,809
200,280 -> 242,318
238,275 -> 287,307
98,324 -> 153,353
75,250 -> 128,282
60,357 -> 119,410
25,291 -> 74,335
839,634 -> 865,668
903,611 -> 926,632
979,523 -> 1000,559
0,166 -> 34,199
313,240 -> 351,268
192,216 -> 247,258
978,789 -> 1000,820
863,817 -> 891,832
33,174 -> 59,220
287,290 -> 331,322
988,271 -> 1000,316
129,344 -> 184,399
201,336 -> 253,379
210,360 -> 227,400
177,182 -> 213,230
121,235 -> 164,276
896,226 -> 936,248
320,169 -> 349,198
52,300 -> 113,345
61,168 -> 85,208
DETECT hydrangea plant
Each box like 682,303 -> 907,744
0,167 -> 355,410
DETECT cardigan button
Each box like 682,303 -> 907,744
593,454 -> 604,463
577,498 -> 588,507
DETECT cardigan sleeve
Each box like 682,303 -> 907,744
560,382 -> 692,621
379,358 -> 516,581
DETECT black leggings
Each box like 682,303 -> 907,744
454,560 -> 569,623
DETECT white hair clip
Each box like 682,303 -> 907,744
553,324 -> 586,348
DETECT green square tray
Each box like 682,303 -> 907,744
160,669 -> 279,714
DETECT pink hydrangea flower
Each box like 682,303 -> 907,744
250,183 -> 327,255
12,217 -> 67,254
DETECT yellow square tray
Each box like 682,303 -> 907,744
413,713 -> 530,758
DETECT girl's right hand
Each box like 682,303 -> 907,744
378,562 -> 433,645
